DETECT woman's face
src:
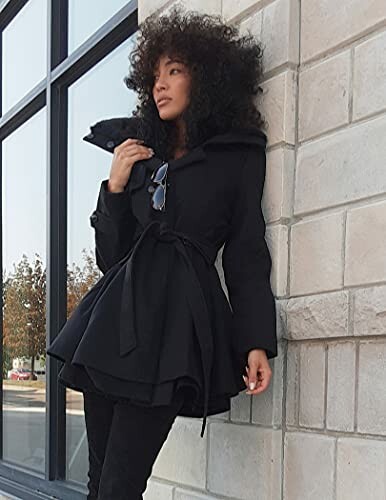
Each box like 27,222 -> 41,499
152,54 -> 191,121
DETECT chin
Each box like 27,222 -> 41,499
158,106 -> 183,121
159,112 -> 179,121
158,113 -> 172,120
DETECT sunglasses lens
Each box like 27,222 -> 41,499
152,185 -> 165,210
151,163 -> 168,183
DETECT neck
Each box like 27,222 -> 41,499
175,117 -> 187,148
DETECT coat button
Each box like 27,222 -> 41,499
85,132 -> 94,139
90,212 -> 98,224
106,140 -> 115,149
147,185 -> 155,193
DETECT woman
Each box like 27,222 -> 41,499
47,6 -> 277,499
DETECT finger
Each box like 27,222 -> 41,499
120,137 -> 145,147
245,382 -> 268,395
245,370 -> 272,394
119,144 -> 152,156
119,148 -> 154,162
245,380 -> 267,394
246,365 -> 258,391
126,151 -> 154,163
114,138 -> 145,153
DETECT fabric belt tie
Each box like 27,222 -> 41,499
117,220 -> 217,438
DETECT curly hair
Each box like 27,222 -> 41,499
124,4 -> 266,160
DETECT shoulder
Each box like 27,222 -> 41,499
202,126 -> 267,151
204,140 -> 266,171
233,144 -> 267,198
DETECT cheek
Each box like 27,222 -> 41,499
184,83 -> 191,102
183,75 -> 191,92
176,77 -> 191,101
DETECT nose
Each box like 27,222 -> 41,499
155,80 -> 167,92
154,71 -> 170,90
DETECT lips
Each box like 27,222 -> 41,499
157,98 -> 171,106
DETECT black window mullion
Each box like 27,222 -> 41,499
51,0 -> 68,69
45,81 -> 68,482
0,0 -> 28,32
0,17 -> 3,463
45,0 -> 68,483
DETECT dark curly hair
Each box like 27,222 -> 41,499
124,5 -> 266,160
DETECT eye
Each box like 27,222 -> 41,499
153,67 -> 181,82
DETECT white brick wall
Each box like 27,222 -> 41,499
298,50 -> 350,141
337,438 -> 386,500
326,341 -> 356,432
138,1 -> 386,498
284,432 -> 335,500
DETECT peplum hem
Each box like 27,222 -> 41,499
56,360 -> 235,419
57,359 -> 200,406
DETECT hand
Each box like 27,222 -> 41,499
108,138 -> 154,192
242,349 -> 272,395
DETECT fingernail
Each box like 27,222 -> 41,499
249,382 -> 256,390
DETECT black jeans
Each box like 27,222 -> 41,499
83,389 -> 185,500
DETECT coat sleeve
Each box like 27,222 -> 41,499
89,179 -> 138,274
222,146 -> 278,362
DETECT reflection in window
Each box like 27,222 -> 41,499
2,108 -> 47,473
66,34 -> 138,485
68,0 -> 130,53
2,0 -> 48,113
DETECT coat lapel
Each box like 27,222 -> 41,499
82,116 -> 267,172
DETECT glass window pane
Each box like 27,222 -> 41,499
68,0 -> 130,53
66,34 -> 138,485
2,108 -> 47,473
2,0 -> 48,113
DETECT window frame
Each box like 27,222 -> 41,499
0,1 -> 138,497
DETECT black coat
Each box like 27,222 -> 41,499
47,116 -> 278,438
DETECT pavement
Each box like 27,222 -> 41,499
1,383 -> 89,489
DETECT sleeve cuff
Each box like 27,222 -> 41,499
98,179 -> 132,218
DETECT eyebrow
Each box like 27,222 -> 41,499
154,58 -> 184,73
165,58 -> 183,65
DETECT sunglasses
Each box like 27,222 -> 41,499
150,161 -> 169,211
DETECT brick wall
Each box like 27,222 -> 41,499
139,1 -> 386,499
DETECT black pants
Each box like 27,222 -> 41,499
83,389 -> 185,499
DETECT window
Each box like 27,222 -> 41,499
2,108 -> 47,473
2,0 -> 48,114
68,0 -> 130,53
0,1 -> 137,496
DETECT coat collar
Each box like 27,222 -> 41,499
83,116 -> 267,171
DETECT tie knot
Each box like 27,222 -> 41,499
150,220 -> 216,265
159,221 -> 169,234
157,221 -> 177,242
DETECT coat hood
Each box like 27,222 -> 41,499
82,116 -> 267,158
